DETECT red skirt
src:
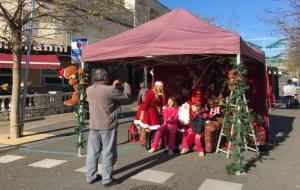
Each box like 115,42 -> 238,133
135,107 -> 161,130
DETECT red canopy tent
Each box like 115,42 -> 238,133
83,8 -> 270,143
83,8 -> 264,63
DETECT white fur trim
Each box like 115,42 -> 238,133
134,120 -> 141,125
139,122 -> 161,130
155,81 -> 163,86
178,102 -> 190,125
177,128 -> 185,133
63,69 -> 67,78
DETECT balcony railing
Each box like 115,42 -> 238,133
0,92 -> 73,121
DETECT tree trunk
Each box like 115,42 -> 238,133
10,36 -> 22,139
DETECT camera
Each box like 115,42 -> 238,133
115,82 -> 124,91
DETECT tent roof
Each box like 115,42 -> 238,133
82,8 -> 264,63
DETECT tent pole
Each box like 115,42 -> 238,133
144,66 -> 148,89
237,54 -> 241,65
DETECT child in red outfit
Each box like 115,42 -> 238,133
180,100 -> 205,157
148,97 -> 179,155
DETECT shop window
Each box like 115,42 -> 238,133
42,70 -> 65,85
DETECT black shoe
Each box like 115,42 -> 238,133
87,175 -> 101,184
103,178 -> 121,187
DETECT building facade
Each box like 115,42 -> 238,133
0,0 -> 170,93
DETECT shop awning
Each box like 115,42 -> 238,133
0,53 -> 60,69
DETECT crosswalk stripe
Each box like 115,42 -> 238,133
198,179 -> 243,190
0,155 -> 25,163
28,159 -> 67,168
130,169 -> 174,184
0,155 -> 245,189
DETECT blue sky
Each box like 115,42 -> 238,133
159,0 -> 288,40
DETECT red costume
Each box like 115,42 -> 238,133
151,106 -> 179,151
134,90 -> 166,130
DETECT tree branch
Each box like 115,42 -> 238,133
0,2 -> 12,22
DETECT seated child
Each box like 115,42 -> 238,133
180,99 -> 205,157
204,97 -> 223,152
148,97 -> 179,155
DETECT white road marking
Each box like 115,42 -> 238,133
131,169 -> 174,184
0,155 -> 25,163
28,159 -> 67,168
198,179 -> 243,190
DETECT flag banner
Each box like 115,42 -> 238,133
71,38 -> 88,64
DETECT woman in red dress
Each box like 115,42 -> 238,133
134,81 -> 166,130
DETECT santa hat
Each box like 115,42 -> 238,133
191,89 -> 203,105
155,80 -> 164,87
191,98 -> 201,106
57,68 -> 66,77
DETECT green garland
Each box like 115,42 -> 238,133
223,58 -> 256,175
74,68 -> 88,151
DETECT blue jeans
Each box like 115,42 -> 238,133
284,96 -> 294,108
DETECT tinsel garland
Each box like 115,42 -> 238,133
223,58 -> 256,175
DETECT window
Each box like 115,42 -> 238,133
42,70 -> 65,85
150,9 -> 160,19
0,69 -> 12,84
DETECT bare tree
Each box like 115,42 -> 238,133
266,0 -> 300,75
0,0 -> 131,139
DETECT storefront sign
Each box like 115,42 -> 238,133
0,41 -> 70,54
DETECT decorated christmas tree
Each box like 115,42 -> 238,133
223,57 -> 258,175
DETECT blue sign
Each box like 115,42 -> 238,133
71,38 -> 88,64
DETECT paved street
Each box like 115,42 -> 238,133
0,104 -> 300,190
1,0 -> 300,189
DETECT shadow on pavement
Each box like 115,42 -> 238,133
245,114 -> 295,172
273,96 -> 300,110
269,114 -> 295,147
114,150 -> 179,182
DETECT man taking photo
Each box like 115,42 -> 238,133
85,69 -> 131,187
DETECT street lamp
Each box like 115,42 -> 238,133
20,0 -> 35,132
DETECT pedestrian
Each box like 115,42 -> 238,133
292,77 -> 298,87
0,83 -> 10,95
148,96 -> 179,155
282,79 -> 297,108
85,69 -> 131,187
0,83 -> 11,110
136,82 -> 147,105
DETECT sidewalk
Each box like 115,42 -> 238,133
0,104 -> 299,190
0,102 -> 138,149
